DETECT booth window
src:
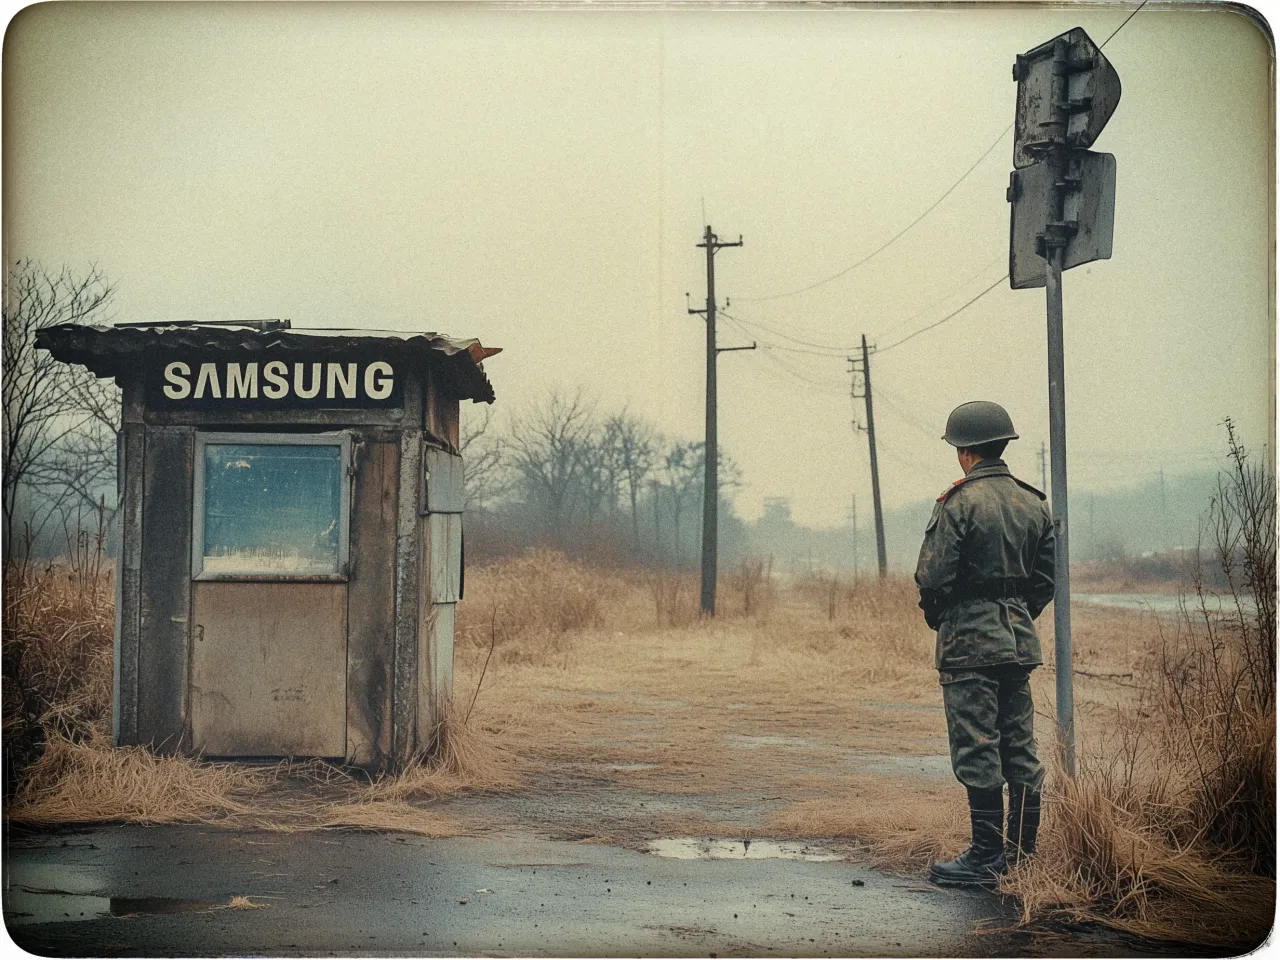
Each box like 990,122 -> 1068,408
193,432 -> 351,579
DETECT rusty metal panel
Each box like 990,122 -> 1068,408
36,324 -> 498,404
417,602 -> 455,743
423,446 -> 464,514
191,582 -> 347,757
346,437 -> 398,767
1008,150 -> 1116,290
427,513 -> 463,603
137,426 -> 194,752
1013,27 -> 1121,169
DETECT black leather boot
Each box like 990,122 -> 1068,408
1006,783 -> 1041,865
930,787 -> 1007,887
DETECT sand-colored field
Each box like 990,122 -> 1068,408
6,549 -> 1272,947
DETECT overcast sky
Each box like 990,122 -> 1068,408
5,2 -> 1273,528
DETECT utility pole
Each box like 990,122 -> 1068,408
850,494 -> 858,583
848,336 -> 887,578
688,225 -> 748,616
1039,441 -> 1048,494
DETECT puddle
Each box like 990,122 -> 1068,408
647,837 -> 843,861
724,734 -> 816,751
5,890 -> 221,926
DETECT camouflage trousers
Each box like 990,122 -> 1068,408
939,664 -> 1045,792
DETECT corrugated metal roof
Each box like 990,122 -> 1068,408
36,322 -> 500,403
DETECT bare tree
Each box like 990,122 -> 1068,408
1207,418 -> 1276,709
604,412 -> 656,547
2,262 -> 115,557
33,374 -> 121,525
662,441 -> 703,563
660,440 -> 744,565
506,390 -> 598,533
459,405 -> 508,512
576,419 -> 621,526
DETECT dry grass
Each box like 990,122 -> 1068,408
8,730 -> 271,824
3,538 -> 114,772
1006,767 -> 1274,946
453,555 -> 1272,947
457,548 -> 632,665
5,528 -> 1273,947
361,703 -> 519,804
2,543 -> 511,834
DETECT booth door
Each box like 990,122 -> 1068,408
191,582 -> 347,757
189,433 -> 351,758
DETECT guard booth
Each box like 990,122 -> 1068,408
38,321 -> 499,772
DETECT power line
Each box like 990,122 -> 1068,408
874,387 -> 941,442
869,251 -> 1005,342
727,317 -> 855,363
723,250 -> 1005,357
752,340 -> 848,393
721,310 -> 856,354
879,273 -> 1009,353
1101,0 -> 1149,47
738,121 -> 1013,303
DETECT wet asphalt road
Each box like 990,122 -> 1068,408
3,824 -> 1188,957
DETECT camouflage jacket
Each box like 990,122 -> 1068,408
914,459 -> 1055,670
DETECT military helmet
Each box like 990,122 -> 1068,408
943,401 -> 1019,448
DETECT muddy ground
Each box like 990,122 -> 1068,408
5,813 -> 1197,958
3,586 -> 1217,956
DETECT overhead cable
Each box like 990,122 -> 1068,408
720,310 -> 856,355
1101,0 -> 1149,47
879,273 -> 1009,353
738,121 -> 1013,302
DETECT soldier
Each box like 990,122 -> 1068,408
915,401 -> 1055,886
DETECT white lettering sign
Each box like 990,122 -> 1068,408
163,361 -> 192,399
158,359 -> 399,406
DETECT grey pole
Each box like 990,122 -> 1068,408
851,493 -> 858,583
1045,242 -> 1075,778
692,226 -> 744,616
701,226 -> 718,616
1043,36 -> 1076,778
861,335 -> 888,578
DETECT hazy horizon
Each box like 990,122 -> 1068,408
5,2 -> 1273,530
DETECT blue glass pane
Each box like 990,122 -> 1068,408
202,443 -> 341,575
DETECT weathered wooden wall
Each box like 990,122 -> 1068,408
137,426 -> 194,751
115,378 -> 146,746
346,434 -> 398,767
109,363 -> 466,771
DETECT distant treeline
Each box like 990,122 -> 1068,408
461,391 -> 750,569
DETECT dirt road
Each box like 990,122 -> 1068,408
5,579 -> 1203,955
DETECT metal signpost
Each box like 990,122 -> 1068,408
1007,27 -> 1121,778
